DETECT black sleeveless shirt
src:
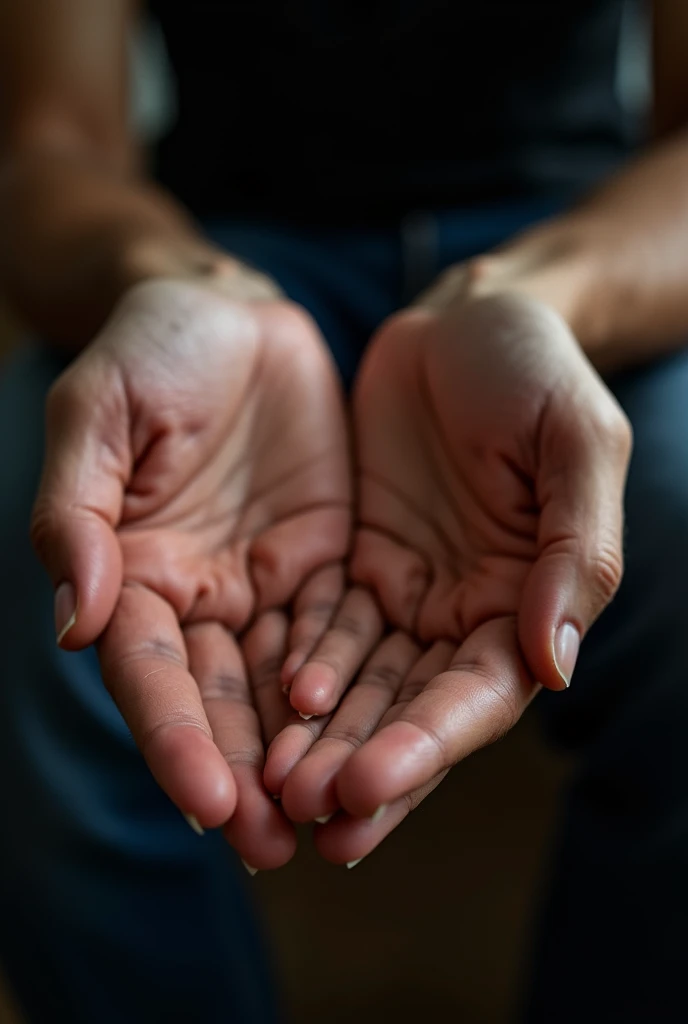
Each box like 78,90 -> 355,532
149,0 -> 639,225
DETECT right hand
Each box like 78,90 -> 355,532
31,277 -> 351,868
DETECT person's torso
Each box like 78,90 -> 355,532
148,0 -> 640,224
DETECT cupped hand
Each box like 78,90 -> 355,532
31,278 -> 350,865
273,292 -> 631,863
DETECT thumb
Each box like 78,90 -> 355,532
518,390 -> 632,691
30,358 -> 129,649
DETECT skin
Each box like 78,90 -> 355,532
274,293 -> 630,864
31,279 -> 350,867
0,0 -> 687,868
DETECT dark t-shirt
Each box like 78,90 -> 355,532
149,0 -> 639,224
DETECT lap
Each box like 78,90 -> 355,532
0,345 -> 279,1023
525,349 -> 688,1023
4,210 -> 688,1019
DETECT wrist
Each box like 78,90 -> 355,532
418,219 -> 611,359
117,232 -> 283,304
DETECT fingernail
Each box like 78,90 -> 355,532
554,622 -> 580,688
299,712 -> 314,721
55,581 -> 77,646
183,813 -> 205,836
242,860 -> 258,876
371,804 -> 387,825
347,858 -> 364,870
315,813 -> 334,824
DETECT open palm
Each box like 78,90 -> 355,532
272,294 -> 630,865
32,279 -> 350,867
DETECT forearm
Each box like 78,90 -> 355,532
0,147 -> 257,348
430,131 -> 688,371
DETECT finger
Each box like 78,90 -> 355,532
519,390 -> 632,690
31,359 -> 128,649
212,612 -> 298,869
314,771 -> 450,867
98,584 -> 236,828
188,616 -> 296,868
314,799 -> 409,866
336,617 -> 538,817
389,639 -> 455,713
245,610 -> 301,745
253,611 -> 332,799
263,715 -> 330,799
280,632 -> 421,823
288,587 -> 385,717
281,564 -> 345,689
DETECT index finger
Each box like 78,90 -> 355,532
336,616 -> 539,818
97,582 -> 237,829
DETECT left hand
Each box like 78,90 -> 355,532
269,290 -> 632,864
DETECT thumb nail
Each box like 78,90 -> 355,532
55,581 -> 77,646
554,622 -> 580,687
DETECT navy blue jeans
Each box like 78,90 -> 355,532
1,204 -> 687,1022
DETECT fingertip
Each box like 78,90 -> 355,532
224,767 -> 298,869
263,723 -> 313,797
336,724 -> 427,817
281,753 -> 340,824
146,726 -> 238,829
519,557 -> 579,692
289,661 -> 338,716
41,516 -> 123,649
312,802 -> 407,866
336,748 -> 387,819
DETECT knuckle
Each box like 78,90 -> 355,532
360,663 -> 403,690
411,718 -> 450,769
141,715 -> 210,752
300,599 -> 337,623
202,673 -> 250,705
252,654 -> 283,690
606,410 -> 633,461
291,628 -> 321,652
323,722 -> 364,752
219,746 -> 262,769
45,371 -> 83,425
122,636 -> 187,668
591,402 -> 633,462
332,614 -> 367,640
587,543 -> 624,606
480,676 -> 522,742
398,677 -> 427,703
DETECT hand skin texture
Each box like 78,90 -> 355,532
4,0 -> 688,874
271,291 -> 632,867
31,277 -> 351,869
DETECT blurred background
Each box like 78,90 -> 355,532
0,4 -> 649,1020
